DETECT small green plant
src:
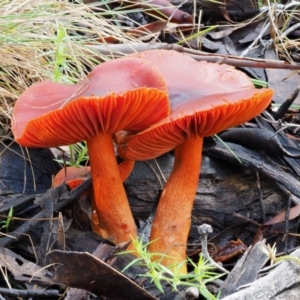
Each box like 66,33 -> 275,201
68,142 -> 89,167
0,207 -> 13,232
55,141 -> 89,167
214,135 -> 242,164
51,25 -> 90,168
176,25 -> 217,45
251,78 -> 268,88
187,256 -> 222,300
52,23 -> 69,83
120,237 -> 224,299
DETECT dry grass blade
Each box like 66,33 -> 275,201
0,0 -> 141,136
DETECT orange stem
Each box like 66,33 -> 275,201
119,159 -> 135,182
87,133 -> 137,246
148,136 -> 203,273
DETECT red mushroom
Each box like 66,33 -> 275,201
53,160 -> 134,189
52,160 -> 135,235
53,166 -> 91,190
117,50 -> 274,272
12,56 -> 169,247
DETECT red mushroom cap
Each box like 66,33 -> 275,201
12,56 -> 169,147
129,50 -> 257,110
53,166 -> 91,189
52,159 -> 134,190
117,50 -> 274,160
118,88 -> 273,160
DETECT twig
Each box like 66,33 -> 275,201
240,20 -> 271,57
243,1 -> 300,57
284,191 -> 292,254
280,23 -> 300,40
274,86 -> 300,120
0,179 -> 92,247
256,171 -> 266,223
89,43 -> 300,70
233,213 -> 261,227
0,287 -> 60,298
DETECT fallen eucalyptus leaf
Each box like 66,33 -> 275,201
46,250 -> 157,300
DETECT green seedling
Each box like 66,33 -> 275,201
251,78 -> 268,88
51,24 -> 90,168
176,26 -> 217,45
67,142 -> 89,167
120,237 -> 224,299
214,135 -> 242,164
0,207 -> 13,232
52,24 -> 68,83
55,141 -> 89,167
187,256 -> 223,300
272,103 -> 300,110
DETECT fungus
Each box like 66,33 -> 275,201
12,56 -> 169,247
53,166 -> 99,236
53,161 -> 135,235
117,50 -> 273,272
53,160 -> 134,190
53,166 -> 91,190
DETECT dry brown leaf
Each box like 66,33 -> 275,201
47,250 -> 157,300
0,247 -> 51,284
213,239 -> 247,262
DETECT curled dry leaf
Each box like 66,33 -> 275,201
200,0 -> 232,23
252,205 -> 300,246
131,0 -> 193,24
264,205 -> 300,226
98,21 -> 168,43
0,247 -> 51,284
213,239 -> 248,262
47,250 -> 157,300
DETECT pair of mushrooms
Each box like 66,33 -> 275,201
12,50 -> 273,273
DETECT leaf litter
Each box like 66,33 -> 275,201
2,0 -> 300,299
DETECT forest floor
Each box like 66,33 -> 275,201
1,1 -> 300,299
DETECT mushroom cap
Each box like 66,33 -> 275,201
116,50 -> 273,160
53,166 -> 91,189
118,88 -> 273,160
129,50 -> 257,112
12,56 -> 169,148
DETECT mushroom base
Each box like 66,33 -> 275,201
87,133 -> 137,248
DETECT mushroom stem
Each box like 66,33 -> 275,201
148,136 -> 203,273
87,132 -> 137,247
119,159 -> 135,182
